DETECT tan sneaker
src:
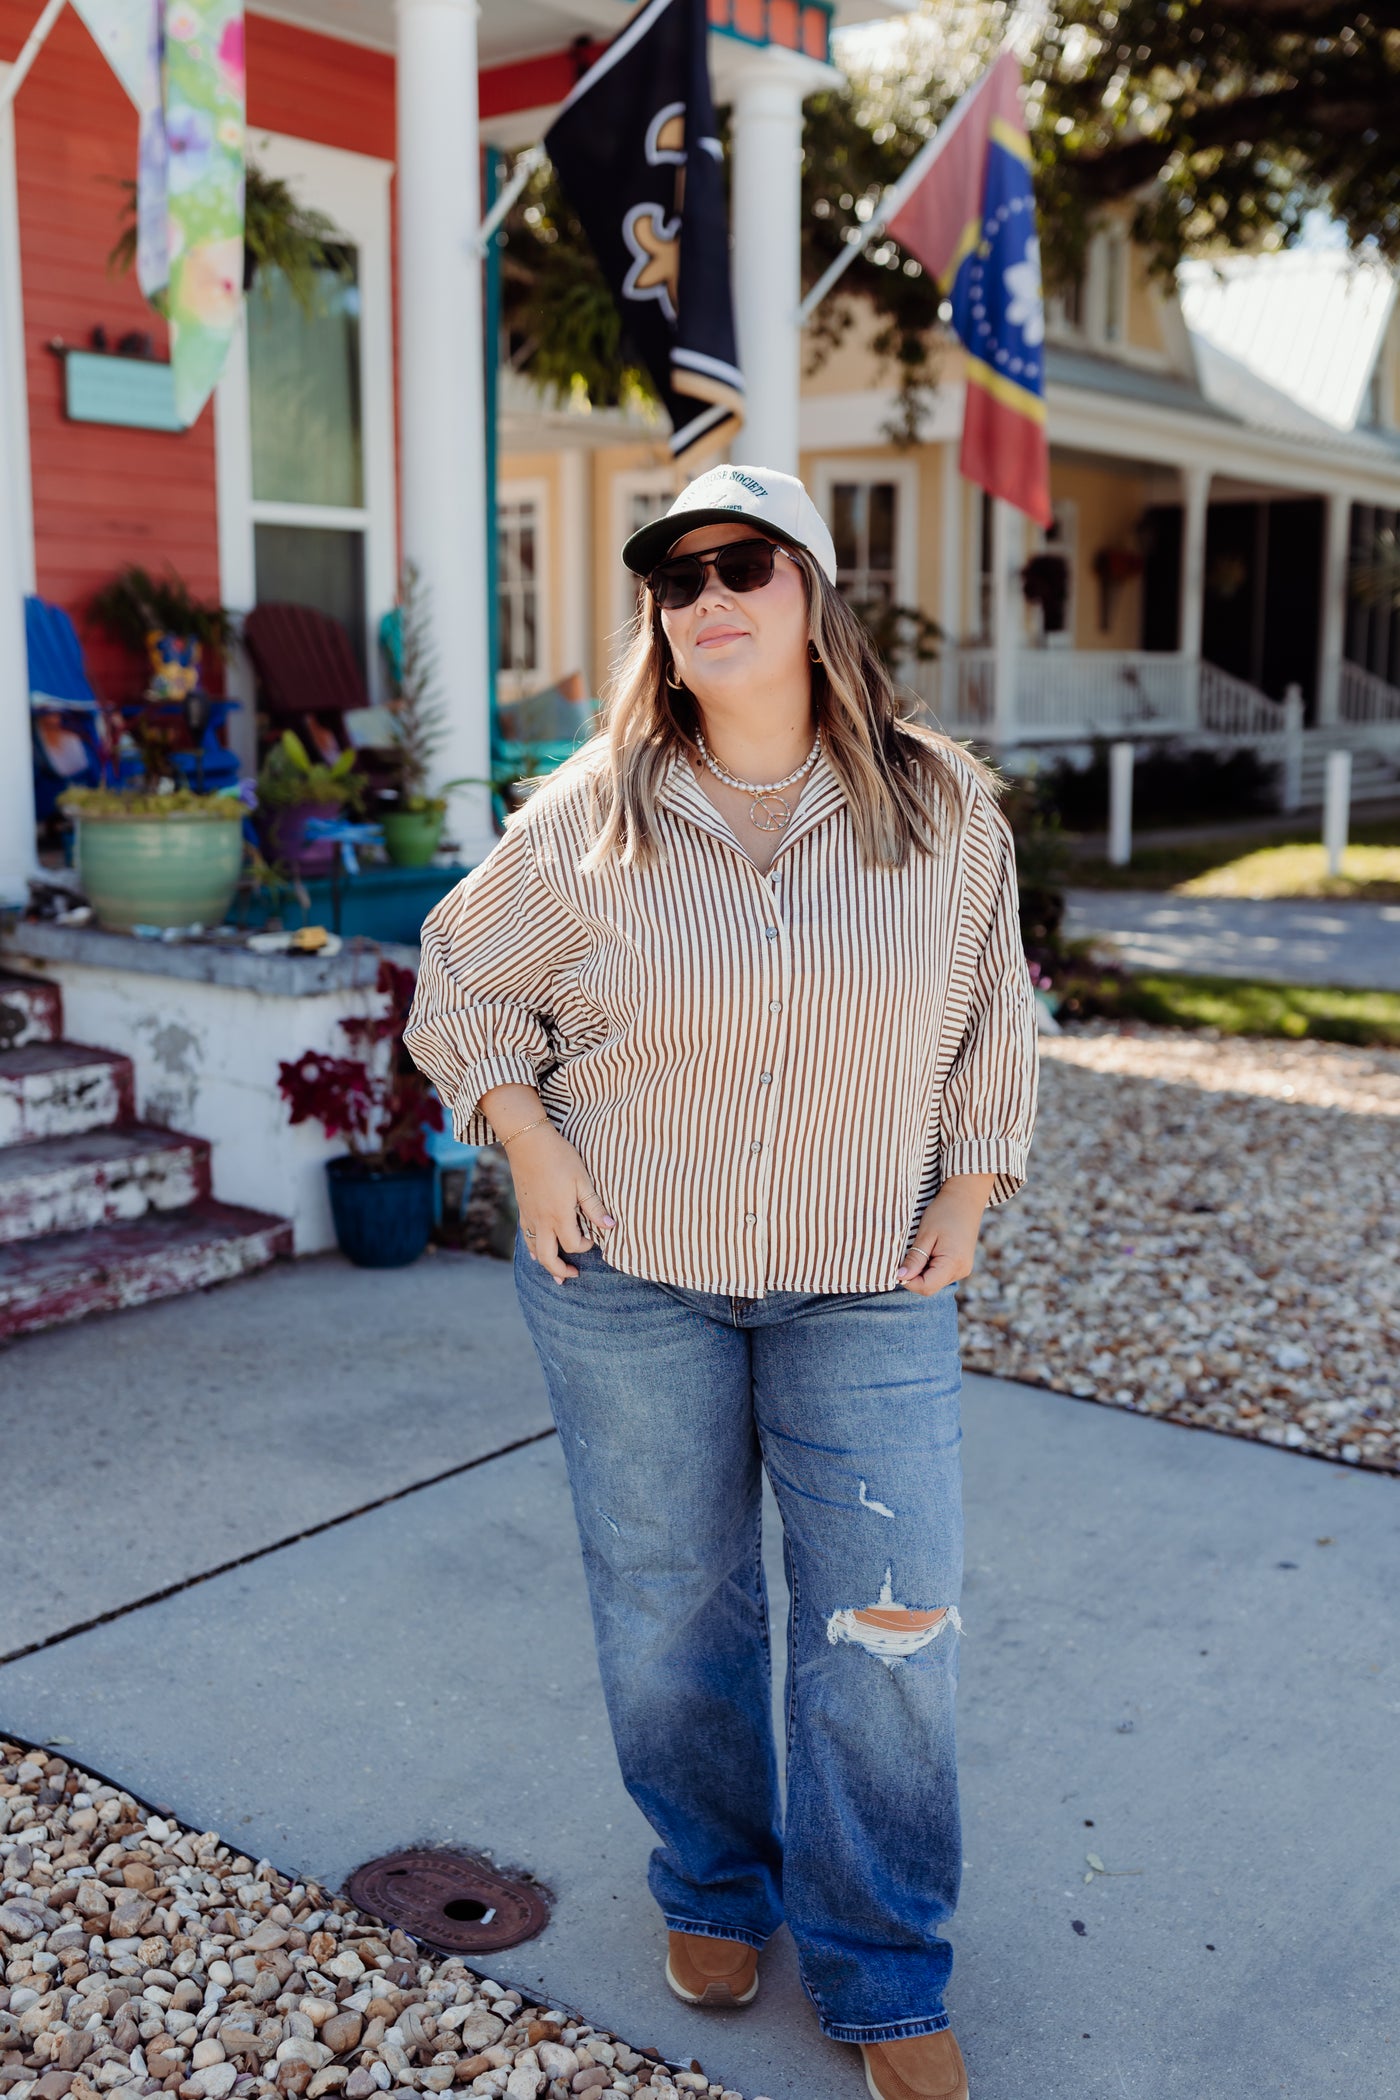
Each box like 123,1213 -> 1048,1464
664,1930 -> 760,2007
860,2029 -> 968,2100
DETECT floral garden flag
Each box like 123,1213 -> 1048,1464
161,0 -> 246,426
73,0 -> 245,426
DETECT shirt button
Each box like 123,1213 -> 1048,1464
744,1212 -> 757,1225
764,926 -> 777,939
769,1000 -> 782,1013
759,1071 -> 772,1084
750,1139 -> 763,1152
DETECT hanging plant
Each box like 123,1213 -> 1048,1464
89,564 -> 233,655
110,161 -> 353,317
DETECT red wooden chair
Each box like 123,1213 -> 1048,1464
242,603 -> 398,786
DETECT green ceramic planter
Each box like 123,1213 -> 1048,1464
382,807 -> 445,868
75,813 -> 246,931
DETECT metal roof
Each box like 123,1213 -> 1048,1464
1178,248 -> 1396,434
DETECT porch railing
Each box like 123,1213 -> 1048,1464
1196,662 -> 1288,739
1339,661 -> 1400,725
905,650 -> 1285,741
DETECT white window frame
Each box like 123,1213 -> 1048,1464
215,131 -> 397,715
609,467 -> 683,654
810,458 -> 919,614
496,476 -> 550,695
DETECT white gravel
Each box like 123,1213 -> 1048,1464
0,1744 -> 761,2100
961,1025 -> 1399,1472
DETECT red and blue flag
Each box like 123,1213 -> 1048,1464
886,52 -> 1051,527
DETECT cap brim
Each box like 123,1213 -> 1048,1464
621,509 -> 808,579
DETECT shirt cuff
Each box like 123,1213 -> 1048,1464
940,1137 -> 1028,1207
446,1052 -> 547,1147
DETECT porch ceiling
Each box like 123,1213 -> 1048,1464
252,0 -> 626,65
252,0 -> 895,66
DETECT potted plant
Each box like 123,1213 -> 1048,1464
89,565 -> 233,700
59,782 -> 249,931
256,728 -> 362,874
378,562 -> 471,865
278,957 -> 443,1267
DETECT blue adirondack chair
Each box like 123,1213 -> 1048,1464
26,597 -> 105,820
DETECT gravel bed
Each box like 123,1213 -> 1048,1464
0,1742 -> 763,2100
962,1025 -> 1400,1472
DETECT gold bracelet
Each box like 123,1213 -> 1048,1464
499,1115 -> 550,1146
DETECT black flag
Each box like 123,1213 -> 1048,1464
545,0 -> 743,456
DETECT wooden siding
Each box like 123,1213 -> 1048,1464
0,5 -> 398,702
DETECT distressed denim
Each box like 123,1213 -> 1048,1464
513,1232 -> 964,2044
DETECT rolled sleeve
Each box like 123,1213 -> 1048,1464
939,797 -> 1039,1206
403,815 -> 588,1145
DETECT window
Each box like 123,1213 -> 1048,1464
215,131 -> 397,738
610,471 -> 681,641
248,260 -> 368,671
831,480 -> 899,610
498,496 -> 541,679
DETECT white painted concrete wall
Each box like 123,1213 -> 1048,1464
40,963 -> 373,1253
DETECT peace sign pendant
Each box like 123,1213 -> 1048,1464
751,791 -> 791,832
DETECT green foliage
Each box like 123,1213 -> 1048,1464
88,565 -> 233,655
110,161 -> 353,317
500,160 -> 659,413
1030,2 -> 1400,281
58,786 -> 246,819
1054,969 -> 1400,1049
1349,525 -> 1400,612
1039,741 -> 1275,831
256,730 -> 363,814
850,598 -> 942,663
384,562 -> 448,806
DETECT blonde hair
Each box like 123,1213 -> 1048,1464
552,543 -> 999,870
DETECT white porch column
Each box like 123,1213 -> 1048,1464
0,77 -> 36,904
1178,462 -> 1209,728
991,497 -> 1023,744
396,0 -> 494,862
731,51 -> 830,476
1316,490 -> 1351,727
937,446 -> 963,728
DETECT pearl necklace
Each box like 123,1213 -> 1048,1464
695,730 -> 821,832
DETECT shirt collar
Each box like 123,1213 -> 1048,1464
659,740 -> 847,862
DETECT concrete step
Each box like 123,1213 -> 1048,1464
0,1041 -> 135,1147
0,972 -> 62,1051
0,1125 -> 210,1245
0,1197 -> 294,1341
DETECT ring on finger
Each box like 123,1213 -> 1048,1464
522,1225 -> 537,1239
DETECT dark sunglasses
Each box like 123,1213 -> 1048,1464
646,538 -> 784,610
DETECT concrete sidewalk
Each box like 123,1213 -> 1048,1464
2,1252 -> 1396,2099
1064,888 -> 1400,990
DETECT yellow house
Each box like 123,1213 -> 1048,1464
498,222 -> 1400,800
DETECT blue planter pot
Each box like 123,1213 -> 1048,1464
326,1157 -> 434,1269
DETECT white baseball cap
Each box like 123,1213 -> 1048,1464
622,464 -> 838,583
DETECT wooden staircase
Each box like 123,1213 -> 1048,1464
0,972 -> 292,1342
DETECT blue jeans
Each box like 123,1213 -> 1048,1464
513,1233 -> 965,2044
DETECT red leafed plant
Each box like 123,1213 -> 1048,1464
278,958 -> 443,1169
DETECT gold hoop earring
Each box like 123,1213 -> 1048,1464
665,663 -> 684,691
808,642 -> 823,665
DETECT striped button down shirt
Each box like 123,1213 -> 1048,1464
404,745 -> 1038,1298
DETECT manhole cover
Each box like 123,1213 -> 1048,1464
344,1849 -> 551,1954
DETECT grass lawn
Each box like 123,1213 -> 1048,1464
1054,968 -> 1400,1048
1070,819 -> 1400,899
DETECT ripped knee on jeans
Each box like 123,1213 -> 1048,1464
826,1567 -> 962,1663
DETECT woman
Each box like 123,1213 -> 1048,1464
404,464 -> 1037,2100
